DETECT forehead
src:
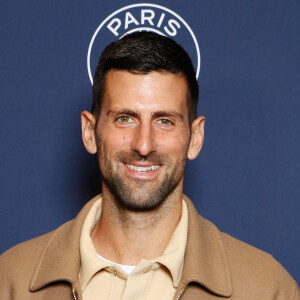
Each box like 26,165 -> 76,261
101,70 -> 189,114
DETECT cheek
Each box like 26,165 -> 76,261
97,134 -> 128,173
100,130 -> 130,151
156,131 -> 190,155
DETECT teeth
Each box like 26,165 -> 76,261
126,164 -> 160,172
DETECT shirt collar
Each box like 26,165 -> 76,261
153,200 -> 188,287
79,197 -> 110,290
79,197 -> 188,290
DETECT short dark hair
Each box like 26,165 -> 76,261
92,32 -> 198,124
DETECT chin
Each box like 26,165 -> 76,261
114,191 -> 166,212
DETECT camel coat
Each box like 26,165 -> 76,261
0,194 -> 299,299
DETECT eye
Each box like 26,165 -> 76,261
157,119 -> 173,125
116,115 -> 134,123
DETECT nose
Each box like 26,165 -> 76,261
131,122 -> 156,157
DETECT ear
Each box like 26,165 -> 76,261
187,116 -> 205,160
81,111 -> 97,154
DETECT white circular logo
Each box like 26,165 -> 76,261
87,3 -> 201,84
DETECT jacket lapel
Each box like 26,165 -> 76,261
180,196 -> 233,297
29,195 -> 101,291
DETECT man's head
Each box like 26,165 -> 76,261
82,32 -> 205,211
92,32 -> 199,125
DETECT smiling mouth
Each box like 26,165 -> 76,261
125,164 -> 160,173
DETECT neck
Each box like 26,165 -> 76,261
92,185 -> 183,265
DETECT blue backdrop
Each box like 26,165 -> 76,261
0,0 -> 299,283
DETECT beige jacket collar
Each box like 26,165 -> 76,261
29,194 -> 232,297
29,195 -> 101,291
180,195 -> 232,297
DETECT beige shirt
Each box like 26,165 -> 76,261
79,197 -> 188,300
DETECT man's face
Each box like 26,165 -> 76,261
94,70 -> 196,211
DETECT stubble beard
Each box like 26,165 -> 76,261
98,144 -> 188,212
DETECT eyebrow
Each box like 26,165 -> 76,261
152,111 -> 184,121
106,109 -> 184,121
106,109 -> 140,118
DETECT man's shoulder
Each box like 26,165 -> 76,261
218,226 -> 275,261
0,231 -> 52,298
0,195 -> 99,285
210,217 -> 299,298
0,219 -> 73,276
0,219 -> 79,299
2,229 -> 53,253
219,227 -> 291,277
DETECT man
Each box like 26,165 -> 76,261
0,32 -> 299,299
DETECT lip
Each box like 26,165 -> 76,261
122,162 -> 161,179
